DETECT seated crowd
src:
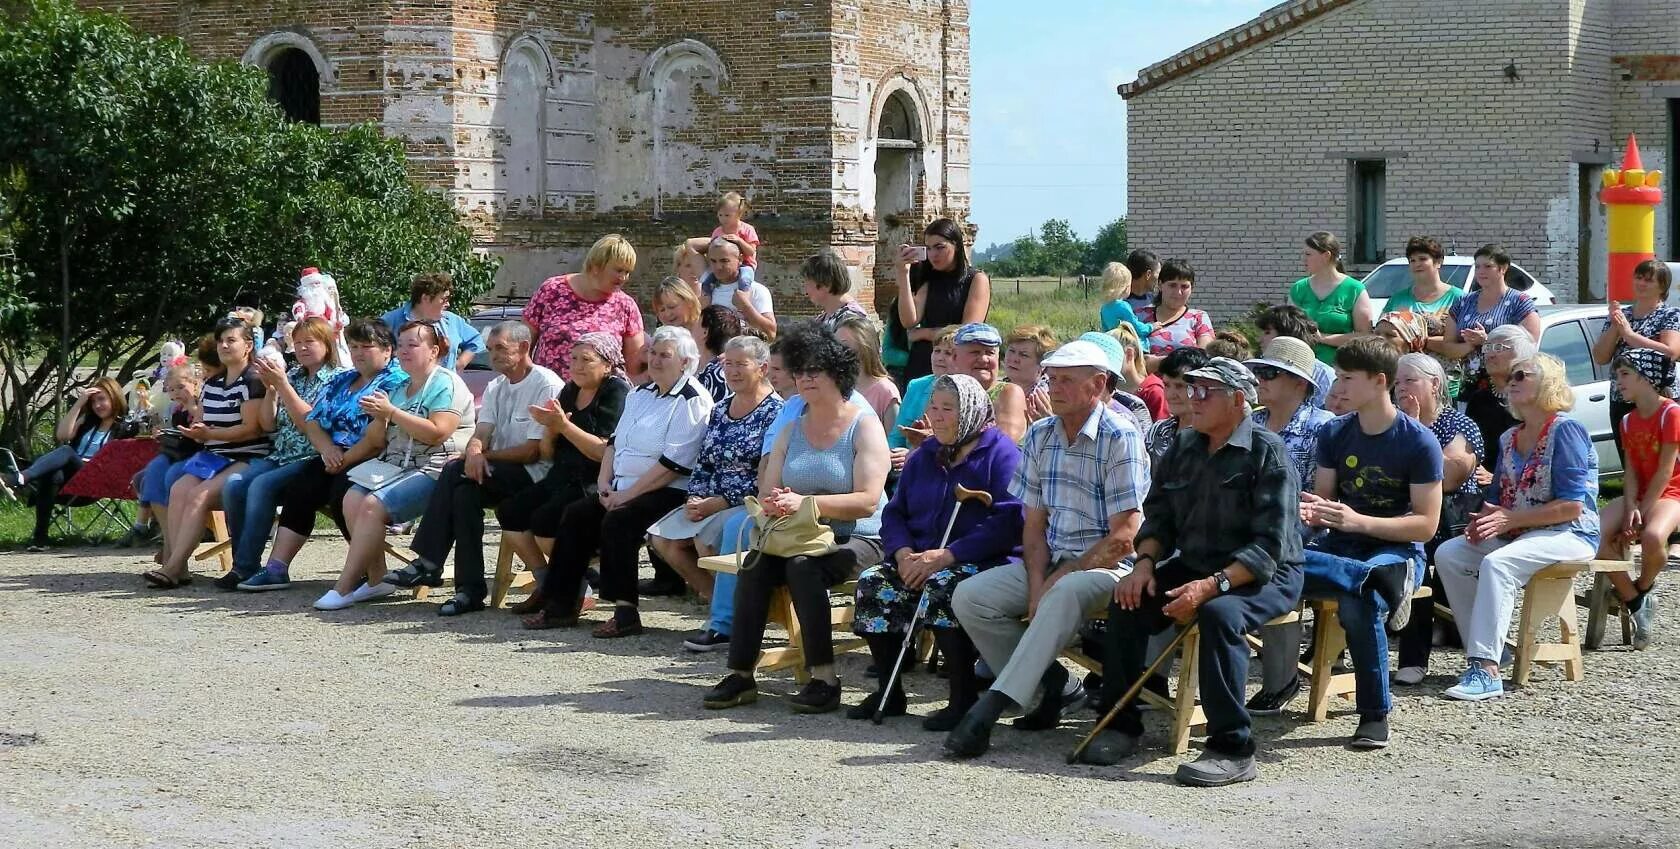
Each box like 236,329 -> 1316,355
6,214 -> 1667,789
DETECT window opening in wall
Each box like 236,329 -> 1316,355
1351,159 -> 1386,265
267,48 -> 321,124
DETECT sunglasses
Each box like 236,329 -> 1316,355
1188,383 -> 1236,400
1482,342 -> 1515,354
1251,365 -> 1286,381
1509,369 -> 1533,384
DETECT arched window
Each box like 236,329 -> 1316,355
499,38 -> 551,214
266,48 -> 321,124
639,40 -> 728,216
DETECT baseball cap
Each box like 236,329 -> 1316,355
1040,340 -> 1119,377
1184,357 -> 1258,397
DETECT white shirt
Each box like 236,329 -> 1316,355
609,375 -> 714,491
708,273 -> 775,318
480,364 -> 564,480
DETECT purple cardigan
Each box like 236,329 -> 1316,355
881,426 -> 1025,568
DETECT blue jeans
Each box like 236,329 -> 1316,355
704,511 -> 754,636
1303,542 -> 1421,719
222,458 -> 311,576
140,455 -> 196,506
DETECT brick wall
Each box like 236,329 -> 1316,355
1610,0 -> 1680,265
1124,0 -> 1621,320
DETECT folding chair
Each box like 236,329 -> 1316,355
48,439 -> 158,542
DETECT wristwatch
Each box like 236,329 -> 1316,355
1212,572 -> 1232,595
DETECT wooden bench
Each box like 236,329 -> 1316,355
699,553 -> 866,685
1302,586 -> 1433,720
1433,561 -> 1592,686
1060,609 -> 1302,755
196,509 -> 436,600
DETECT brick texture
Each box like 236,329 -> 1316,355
80,0 -> 973,316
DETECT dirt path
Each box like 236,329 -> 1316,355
2,541 -> 1675,848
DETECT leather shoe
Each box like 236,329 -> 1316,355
942,707 -> 995,758
1076,730 -> 1140,766
1174,752 -> 1258,787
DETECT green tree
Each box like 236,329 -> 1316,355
1082,216 -> 1127,274
0,0 -> 496,452
1036,219 -> 1084,277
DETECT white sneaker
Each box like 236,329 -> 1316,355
314,589 -> 355,611
350,581 -> 396,603
1393,666 -> 1426,686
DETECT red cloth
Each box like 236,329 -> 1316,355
59,438 -> 158,501
1135,374 -> 1169,421
1623,399 -> 1680,501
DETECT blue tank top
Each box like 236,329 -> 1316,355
781,406 -> 885,539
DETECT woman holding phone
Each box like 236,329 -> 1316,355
896,218 -> 990,383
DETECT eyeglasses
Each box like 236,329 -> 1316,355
1482,342 -> 1515,354
1509,369 -> 1533,384
1188,383 -> 1236,400
1251,365 -> 1285,381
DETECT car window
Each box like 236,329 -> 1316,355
1442,265 -> 1472,289
1582,316 -> 1611,379
1506,266 -> 1537,291
1540,320 -> 1594,386
1360,264 -> 1414,298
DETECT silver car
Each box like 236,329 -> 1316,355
1532,304 -> 1618,478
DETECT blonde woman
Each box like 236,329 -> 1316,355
835,315 -> 901,434
1108,325 -> 1165,420
1435,353 -> 1599,701
1098,262 -> 1151,339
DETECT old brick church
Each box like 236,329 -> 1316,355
82,0 -> 973,310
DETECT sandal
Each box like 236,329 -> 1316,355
143,569 -> 191,589
521,609 -> 579,630
508,592 -> 545,615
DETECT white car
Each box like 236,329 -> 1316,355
1363,255 -> 1555,316
1533,304 -> 1617,479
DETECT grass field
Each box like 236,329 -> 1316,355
986,276 -> 1107,342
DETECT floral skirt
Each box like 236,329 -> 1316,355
852,561 -> 984,634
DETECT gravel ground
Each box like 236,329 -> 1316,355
2,538 -> 1677,849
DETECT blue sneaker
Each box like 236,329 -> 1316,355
238,567 -> 292,592
1631,593 -> 1657,651
1444,664 -> 1504,701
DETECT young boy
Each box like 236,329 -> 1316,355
1598,348 -> 1677,648
1297,336 -> 1442,749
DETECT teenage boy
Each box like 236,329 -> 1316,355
1297,336 -> 1442,749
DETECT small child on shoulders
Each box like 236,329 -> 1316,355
686,191 -> 760,267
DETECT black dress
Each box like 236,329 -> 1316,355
904,263 -> 978,381
496,376 -> 629,534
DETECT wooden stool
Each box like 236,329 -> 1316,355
1432,561 -> 1589,686
1583,558 -> 1638,649
699,554 -> 867,685
193,511 -> 234,574
1304,586 -> 1433,721
1059,609 -> 1299,755
491,536 -> 541,609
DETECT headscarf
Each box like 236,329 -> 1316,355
1378,309 -> 1432,354
1615,347 -> 1675,392
571,331 -> 626,379
931,373 -> 993,465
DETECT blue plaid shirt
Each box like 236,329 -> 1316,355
1251,403 -> 1336,492
1013,403 -> 1149,564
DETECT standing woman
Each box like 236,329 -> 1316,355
1289,231 -> 1373,364
1435,353 -> 1598,702
524,234 -> 647,382
1431,244 -> 1541,390
2,377 -> 127,551
897,217 -> 991,382
1138,259 -> 1214,369
802,249 -> 868,332
146,317 -> 271,589
1591,259 -> 1680,454
222,317 -> 345,589
703,323 -> 890,714
849,374 -> 1024,729
498,334 -> 631,614
834,315 -> 901,435
315,322 -> 474,610
1461,324 -> 1537,474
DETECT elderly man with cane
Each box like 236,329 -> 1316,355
943,339 -> 1149,759
1075,358 -> 1303,787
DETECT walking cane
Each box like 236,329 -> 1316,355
874,484 -> 994,724
1066,623 -> 1194,764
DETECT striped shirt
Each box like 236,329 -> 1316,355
1451,289 -> 1536,374
1013,402 -> 1150,564
201,365 -> 270,460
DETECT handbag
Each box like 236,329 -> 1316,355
732,494 -> 836,571
156,428 -> 196,462
346,458 -> 420,492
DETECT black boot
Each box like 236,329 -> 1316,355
848,633 -> 908,720
924,629 -> 979,732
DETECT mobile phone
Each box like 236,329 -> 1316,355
908,245 -> 930,263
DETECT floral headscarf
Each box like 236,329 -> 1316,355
571,331 -> 626,379
1378,309 -> 1434,354
931,373 -> 994,465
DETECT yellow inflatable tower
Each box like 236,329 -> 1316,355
1601,134 -> 1664,301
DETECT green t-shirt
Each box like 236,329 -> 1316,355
1386,285 -> 1463,316
1290,275 -> 1366,364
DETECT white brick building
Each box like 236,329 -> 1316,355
1120,0 -> 1680,320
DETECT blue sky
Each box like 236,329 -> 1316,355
967,0 -> 1276,251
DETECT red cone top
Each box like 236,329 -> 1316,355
1622,134 -> 1644,172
